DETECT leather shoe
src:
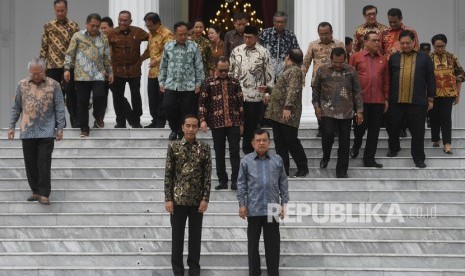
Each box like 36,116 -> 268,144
364,161 -> 383,168
350,147 -> 359,159
386,150 -> 398,157
169,131 -> 177,141
336,172 -> 348,178
215,183 -> 228,190
320,159 -> 329,168
400,129 -> 407,138
131,123 -> 143,128
293,169 -> 309,178
27,194 -> 40,201
38,196 -> 50,205
415,161 -> 427,168
114,123 -> 126,128
230,182 -> 237,190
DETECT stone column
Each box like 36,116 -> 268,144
294,0 -> 345,126
454,0 -> 465,127
107,0 -> 159,124
0,0 -> 15,128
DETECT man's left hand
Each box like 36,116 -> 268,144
356,112 -> 363,125
195,85 -> 200,94
57,130 -> 63,141
283,110 -> 291,121
280,204 -> 286,219
263,93 -> 271,104
108,73 -> 114,85
198,200 -> 208,213
428,101 -> 434,111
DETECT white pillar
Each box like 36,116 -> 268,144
107,0 -> 159,124
294,0 -> 345,126
0,0 -> 15,128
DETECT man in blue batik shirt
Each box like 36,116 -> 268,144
237,128 -> 289,276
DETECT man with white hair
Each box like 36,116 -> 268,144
8,58 -> 66,205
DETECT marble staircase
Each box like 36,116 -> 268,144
0,128 -> 464,276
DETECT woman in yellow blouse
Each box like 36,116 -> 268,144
430,34 -> 465,154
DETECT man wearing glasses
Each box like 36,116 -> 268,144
353,5 -> 388,53
199,57 -> 244,191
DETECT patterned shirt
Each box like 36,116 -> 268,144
199,76 -> 244,128
259,28 -> 300,81
164,138 -> 212,206
142,25 -> 173,78
381,24 -> 419,59
302,39 -> 345,84
229,44 -> 274,102
353,22 -> 389,52
389,51 -> 436,105
349,50 -> 389,104
9,77 -> 66,139
192,36 -> 215,77
40,18 -> 80,69
431,51 -> 465,97
265,63 -> 303,128
312,64 -> 363,119
64,30 -> 112,81
106,26 -> 149,78
224,30 -> 244,59
158,40 -> 205,91
237,151 -> 289,217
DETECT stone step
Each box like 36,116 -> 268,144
0,201 -> 461,215
1,267 -> 464,276
2,189 -> 464,203
2,226 -> 464,240
1,147 -> 465,158
0,238 -> 463,255
1,156 -> 465,168
0,167 -> 463,179
4,127 -> 465,138
0,252 -> 464,269
3,137 -> 465,148
0,213 -> 462,227
1,178 -> 464,191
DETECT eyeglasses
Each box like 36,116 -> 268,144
433,45 -> 446,49
29,73 -> 44,77
254,139 -> 269,143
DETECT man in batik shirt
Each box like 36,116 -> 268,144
353,5 -> 388,52
40,0 -> 79,127
259,11 -> 300,81
380,8 -> 419,59
229,25 -> 274,154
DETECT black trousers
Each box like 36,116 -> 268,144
430,97 -> 454,145
247,216 -> 280,276
388,103 -> 428,163
147,78 -> 166,127
171,205 -> 203,276
271,121 -> 308,175
46,68 -> 78,127
110,77 -> 143,126
211,126 -> 241,184
352,103 -> 384,163
93,80 -> 109,121
243,102 -> 263,154
321,117 -> 352,175
22,138 -> 54,198
163,90 -> 195,134
75,81 -> 106,132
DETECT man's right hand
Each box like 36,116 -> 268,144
315,106 -> 322,121
239,206 -> 247,220
7,129 -> 14,140
160,85 -> 165,93
200,121 -> 208,133
63,70 -> 71,83
165,201 -> 174,214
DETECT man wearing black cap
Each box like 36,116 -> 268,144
229,25 -> 274,154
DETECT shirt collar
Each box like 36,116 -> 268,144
252,151 -> 270,160
118,26 -> 132,35
215,75 -> 230,81
317,38 -> 335,44
328,63 -> 350,70
28,77 -> 46,84
401,49 -> 418,55
84,30 -> 101,38
55,18 -> 69,25
181,137 -> 199,146
361,49 -> 381,57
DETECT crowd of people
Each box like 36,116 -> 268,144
7,1 -> 465,275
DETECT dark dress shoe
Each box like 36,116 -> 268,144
131,123 -> 143,128
316,131 -> 322,137
169,131 -> 177,141
144,122 -> 157,128
386,150 -> 398,157
320,159 -> 329,168
350,147 -> 359,159
400,129 -> 407,138
293,169 -> 309,178
114,123 -> 126,128
364,161 -> 383,168
215,183 -> 228,190
38,196 -> 50,205
27,194 -> 40,201
230,182 -> 237,190
415,161 -> 427,168
336,172 -> 348,178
